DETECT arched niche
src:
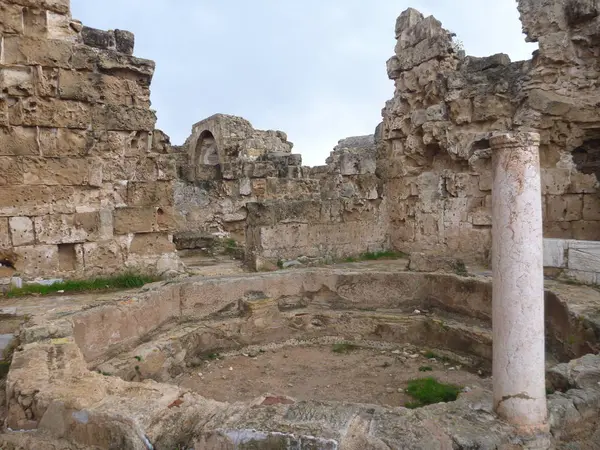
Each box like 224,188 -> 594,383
195,130 -> 220,166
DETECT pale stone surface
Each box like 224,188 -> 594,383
491,132 -> 547,430
543,238 -> 567,268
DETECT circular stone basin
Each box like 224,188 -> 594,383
6,267 -> 600,449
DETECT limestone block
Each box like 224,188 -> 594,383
0,218 -> 9,249
394,35 -> 453,72
409,252 -> 465,273
22,157 -> 89,185
127,181 -> 174,207
47,11 -> 78,41
6,0 -> 70,14
582,195 -> 600,220
0,97 -> 8,126
81,27 -> 115,51
395,8 -> 424,38
9,97 -> 92,129
240,178 -> 252,196
9,217 -> 34,246
0,127 -> 39,156
546,194 -> 583,222
82,240 -> 124,273
468,207 -> 492,226
465,54 -> 511,72
102,157 -> 156,182
567,240 -> 600,273
543,238 -> 567,268
448,98 -> 472,124
128,233 -> 175,255
2,35 -> 73,68
113,207 -> 157,234
397,16 -> 444,51
0,3 -> 24,34
542,169 -> 571,195
96,51 -> 155,82
471,95 -> 513,122
0,156 -> 24,185
91,104 -> 156,131
572,220 -> 600,241
13,244 -> 59,276
38,127 -> 87,157
114,30 -> 135,55
0,66 -> 33,96
33,66 -> 59,97
34,212 -> 104,244
569,172 -> 599,194
445,173 -> 484,198
22,7 -> 48,37
58,70 -> 150,107
0,185 -> 53,216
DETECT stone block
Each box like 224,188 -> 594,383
542,169 -> 572,195
46,11 -> 78,41
2,35 -> 73,68
113,207 -> 157,234
13,244 -> 59,277
409,252 -> 465,273
9,217 -> 34,246
468,207 -> 492,226
33,66 -> 59,97
0,156 -> 24,185
0,218 -> 9,248
81,26 -> 115,50
546,194 -> 583,222
38,128 -> 88,157
0,185 -> 53,216
448,98 -> 472,125
22,157 -> 89,185
23,7 -> 48,37
0,3 -> 24,35
543,238 -> 567,268
82,240 -> 124,273
395,8 -> 424,37
9,97 -> 92,129
58,70 -> 150,107
91,104 -> 156,131
7,0 -> 69,14
0,125 -> 36,156
34,212 -> 104,244
396,16 -> 444,51
582,194 -> 600,220
471,95 -> 513,122
567,240 -> 600,273
0,66 -> 34,96
114,29 -> 135,55
128,233 -> 175,255
96,51 -> 155,82
394,35 -> 453,72
127,181 -> 174,207
572,220 -> 600,241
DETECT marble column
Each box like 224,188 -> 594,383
490,131 -> 547,431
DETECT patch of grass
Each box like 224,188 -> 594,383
453,261 -> 468,276
419,366 -> 433,372
332,342 -> 359,354
344,257 -> 358,263
277,259 -> 284,269
134,355 -> 143,362
202,352 -> 220,361
97,370 -> 112,377
404,377 -> 461,409
5,273 -> 160,298
423,350 -> 452,363
359,251 -> 409,261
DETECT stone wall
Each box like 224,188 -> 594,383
245,136 -> 388,269
172,114 -> 311,247
544,238 -> 600,285
0,0 -> 180,280
379,1 -> 600,262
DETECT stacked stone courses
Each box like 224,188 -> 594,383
0,0 -> 179,279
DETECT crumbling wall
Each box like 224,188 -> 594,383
0,0 -> 179,279
173,114 -> 312,248
246,136 -> 388,269
379,1 -> 600,262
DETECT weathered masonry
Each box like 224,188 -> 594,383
0,0 -> 179,279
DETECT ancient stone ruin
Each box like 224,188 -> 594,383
0,0 -> 599,448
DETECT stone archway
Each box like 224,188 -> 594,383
196,130 -> 219,166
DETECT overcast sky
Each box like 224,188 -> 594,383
70,1 -> 537,166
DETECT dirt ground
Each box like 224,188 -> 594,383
177,344 -> 491,407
